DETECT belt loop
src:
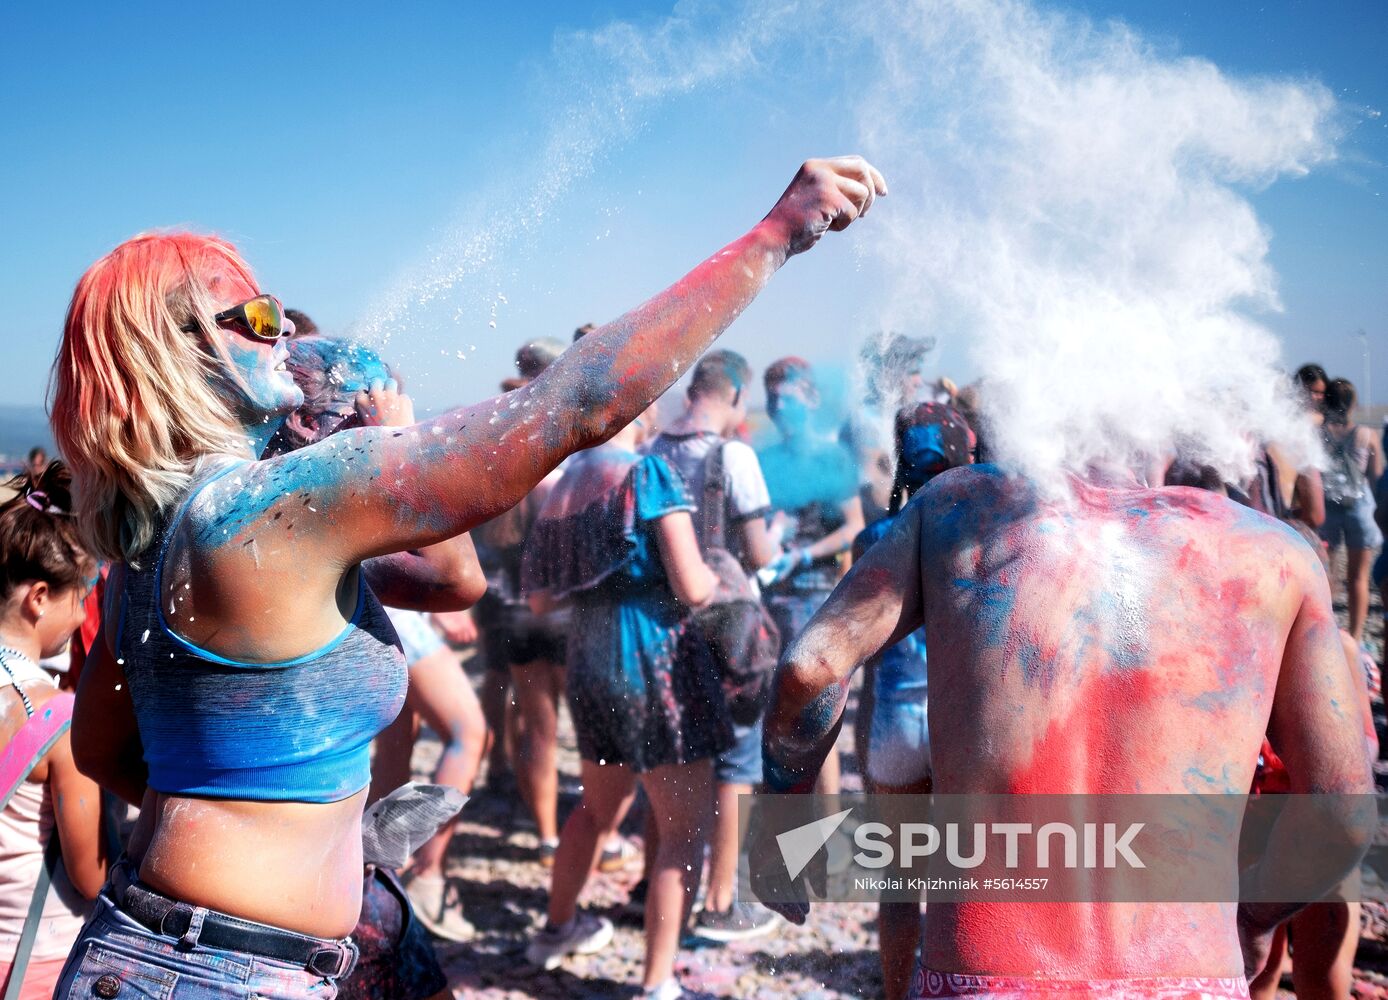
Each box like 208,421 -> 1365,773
308,941 -> 358,980
178,906 -> 208,950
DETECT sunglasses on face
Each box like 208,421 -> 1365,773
181,295 -> 289,342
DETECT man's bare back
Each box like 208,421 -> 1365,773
760,465 -> 1371,981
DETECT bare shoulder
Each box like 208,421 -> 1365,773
166,451 -> 357,623
1158,485 -> 1326,588
914,464 -> 1015,512
910,464 -> 1037,545
180,448 -> 343,555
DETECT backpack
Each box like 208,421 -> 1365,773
687,441 -> 781,726
1322,425 -> 1367,507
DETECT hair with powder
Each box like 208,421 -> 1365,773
286,337 -> 391,421
266,336 -> 392,452
49,231 -> 260,564
688,349 -> 751,401
764,356 -> 816,397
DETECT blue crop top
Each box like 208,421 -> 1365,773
116,460 -> 407,803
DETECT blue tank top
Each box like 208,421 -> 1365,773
116,460 -> 407,803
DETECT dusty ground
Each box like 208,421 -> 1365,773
420,665 -> 881,999
417,555 -> 1387,999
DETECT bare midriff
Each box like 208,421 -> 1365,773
134,789 -> 367,938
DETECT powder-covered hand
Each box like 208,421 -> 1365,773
756,546 -> 811,589
745,791 -> 824,926
354,378 -> 415,429
762,156 -> 888,257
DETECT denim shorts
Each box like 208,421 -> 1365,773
716,717 -> 764,785
55,895 -> 345,1000
383,608 -> 444,667
867,633 -> 931,787
868,694 -> 931,787
1320,495 -> 1384,551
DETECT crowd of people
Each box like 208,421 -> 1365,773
0,149 -> 1383,1000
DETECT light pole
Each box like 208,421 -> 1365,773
1356,329 -> 1370,410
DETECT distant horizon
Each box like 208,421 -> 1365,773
10,399 -> 1388,475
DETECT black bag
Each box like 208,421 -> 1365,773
688,441 -> 780,725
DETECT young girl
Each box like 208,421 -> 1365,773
0,464 -> 108,999
54,157 -> 884,998
1318,377 -> 1384,643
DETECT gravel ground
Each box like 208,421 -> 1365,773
415,665 -> 879,999
414,553 -> 1387,999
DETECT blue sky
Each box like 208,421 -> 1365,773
2,0 -> 1383,420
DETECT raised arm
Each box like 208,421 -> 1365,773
339,379 -> 487,610
194,159 -> 886,574
762,498 -> 924,794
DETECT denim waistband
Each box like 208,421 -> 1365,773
109,860 -> 358,980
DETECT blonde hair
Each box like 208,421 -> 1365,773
49,232 -> 260,563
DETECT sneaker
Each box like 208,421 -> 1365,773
538,838 -> 559,868
643,979 -> 716,1000
403,874 -> 477,943
524,912 -> 614,970
691,900 -> 781,943
597,837 -> 641,873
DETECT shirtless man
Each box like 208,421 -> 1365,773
755,464 -> 1373,997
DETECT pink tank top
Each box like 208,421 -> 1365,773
0,654 -> 88,965
0,775 -> 87,962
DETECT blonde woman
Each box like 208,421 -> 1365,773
52,158 -> 884,998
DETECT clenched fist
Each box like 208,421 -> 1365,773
762,156 -> 888,257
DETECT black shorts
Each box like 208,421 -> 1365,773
474,591 -> 568,671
